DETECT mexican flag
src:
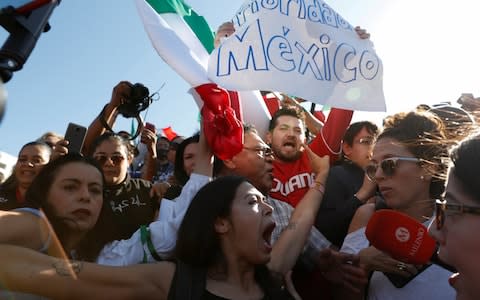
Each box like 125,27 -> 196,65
135,0 -> 271,138
134,0 -> 214,87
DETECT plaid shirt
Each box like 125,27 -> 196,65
268,196 -> 332,268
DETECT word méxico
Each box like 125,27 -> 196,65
214,19 -> 380,83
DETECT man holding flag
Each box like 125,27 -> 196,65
135,0 -> 274,161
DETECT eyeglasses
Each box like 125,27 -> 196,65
243,146 -> 274,158
356,137 -> 375,146
94,155 -> 125,165
365,157 -> 421,181
435,198 -> 480,230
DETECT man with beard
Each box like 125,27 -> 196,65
267,107 -> 353,207
151,136 -> 174,183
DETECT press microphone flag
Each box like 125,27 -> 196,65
365,209 -> 436,265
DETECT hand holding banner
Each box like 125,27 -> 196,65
208,0 -> 386,112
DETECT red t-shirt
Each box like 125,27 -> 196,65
270,108 -> 353,207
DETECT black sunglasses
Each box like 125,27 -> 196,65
94,155 -> 125,165
435,198 -> 480,230
365,157 -> 421,181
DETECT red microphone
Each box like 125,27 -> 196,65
365,209 -> 436,265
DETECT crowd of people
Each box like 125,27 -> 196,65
1,21 -> 480,300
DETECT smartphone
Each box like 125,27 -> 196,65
141,122 -> 156,145
145,122 -> 156,133
64,122 -> 87,154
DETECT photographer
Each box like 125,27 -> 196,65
82,81 -> 158,183
83,81 -> 134,155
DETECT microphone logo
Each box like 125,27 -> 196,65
395,227 -> 410,242
409,227 -> 425,257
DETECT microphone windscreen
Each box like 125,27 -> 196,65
365,209 -> 436,265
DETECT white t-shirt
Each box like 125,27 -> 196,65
368,264 -> 455,300
96,173 -> 211,265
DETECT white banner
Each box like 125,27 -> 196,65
208,0 -> 386,111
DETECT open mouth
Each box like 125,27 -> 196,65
283,141 -> 296,148
262,222 -> 276,251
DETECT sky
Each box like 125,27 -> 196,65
1,0 -> 479,156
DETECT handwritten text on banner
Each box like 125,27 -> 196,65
208,0 -> 386,111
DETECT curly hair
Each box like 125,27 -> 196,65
379,110 -> 450,198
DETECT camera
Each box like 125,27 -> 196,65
117,83 -> 152,118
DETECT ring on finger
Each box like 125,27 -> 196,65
396,262 -> 407,271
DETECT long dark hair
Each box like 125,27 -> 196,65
174,134 -> 200,186
26,153 -> 113,261
175,176 -> 288,299
450,133 -> 480,202
175,176 -> 244,267
163,134 -> 200,200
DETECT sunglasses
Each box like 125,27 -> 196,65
435,198 -> 480,230
243,146 -> 274,158
94,155 -> 125,165
365,157 -> 421,181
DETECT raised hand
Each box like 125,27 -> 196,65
214,21 -> 235,48
303,143 -> 329,183
110,81 -> 132,108
140,126 -> 157,157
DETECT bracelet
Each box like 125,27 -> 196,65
310,181 -> 325,194
140,225 -> 162,263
